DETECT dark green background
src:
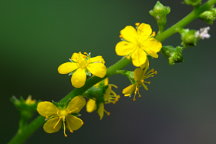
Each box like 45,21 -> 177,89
1,0 -> 216,143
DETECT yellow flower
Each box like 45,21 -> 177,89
115,23 -> 162,67
122,62 -> 157,101
37,96 -> 86,137
25,95 -> 36,105
86,79 -> 120,119
58,52 -> 107,88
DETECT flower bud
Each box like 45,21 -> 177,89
184,0 -> 202,6
149,1 -> 171,15
11,95 -> 37,110
149,1 -> 171,32
11,96 -> 37,127
180,29 -> 197,47
200,8 -> 216,24
162,46 -> 183,65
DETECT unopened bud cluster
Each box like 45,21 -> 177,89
149,1 -> 170,32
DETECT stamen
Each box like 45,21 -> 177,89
133,87 -> 139,101
141,83 -> 149,91
63,119 -> 67,137
144,81 -> 151,84
137,90 -> 142,98
133,95 -> 136,101
104,109 -> 111,116
110,84 -> 118,89
53,118 -> 61,129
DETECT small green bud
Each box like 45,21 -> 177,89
149,1 -> 170,16
149,1 -> 171,32
162,46 -> 184,65
200,8 -> 216,24
180,29 -> 197,47
184,0 -> 202,6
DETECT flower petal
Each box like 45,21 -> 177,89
71,68 -> 86,88
137,23 -> 152,40
115,41 -> 135,56
134,68 -> 143,81
90,56 -> 105,64
87,63 -> 106,78
67,96 -> 86,113
71,52 -> 86,62
86,99 -> 97,113
97,103 -> 104,120
131,48 -> 147,67
143,38 -> 162,58
120,26 -> 137,42
58,62 -> 78,74
43,117 -> 62,133
37,101 -> 58,117
66,115 -> 83,132
122,84 -> 136,97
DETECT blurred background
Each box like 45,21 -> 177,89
0,0 -> 216,143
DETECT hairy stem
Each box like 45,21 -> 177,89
8,0 -> 216,143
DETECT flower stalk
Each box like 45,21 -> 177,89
8,0 -> 216,143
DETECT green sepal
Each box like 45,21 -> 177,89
162,46 -> 184,65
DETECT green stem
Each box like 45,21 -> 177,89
7,0 -> 216,143
59,57 -> 131,104
156,0 -> 216,41
8,117 -> 44,144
